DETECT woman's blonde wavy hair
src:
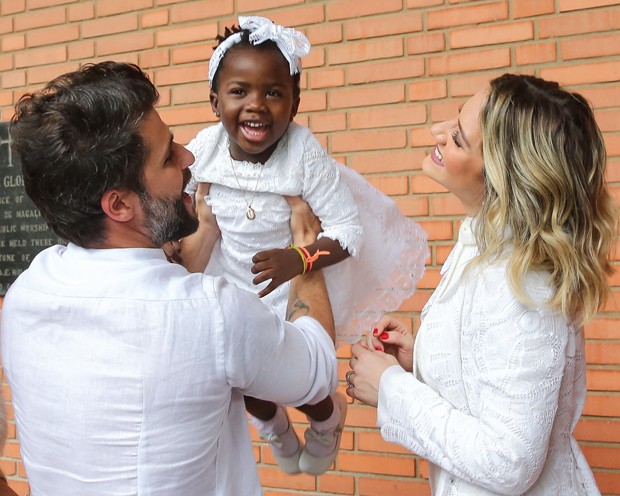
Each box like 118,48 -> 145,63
474,74 -> 617,326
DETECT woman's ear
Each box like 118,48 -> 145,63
100,189 -> 138,223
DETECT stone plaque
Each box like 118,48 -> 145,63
0,122 -> 62,295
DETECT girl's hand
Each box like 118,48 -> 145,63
346,340 -> 399,407
367,316 -> 414,373
251,247 -> 304,298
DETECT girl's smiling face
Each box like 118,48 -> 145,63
210,45 -> 300,164
422,88 -> 487,215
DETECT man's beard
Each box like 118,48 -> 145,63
138,190 -> 199,246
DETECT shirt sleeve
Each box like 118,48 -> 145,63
300,139 -> 363,257
215,277 -> 338,406
376,272 -> 570,495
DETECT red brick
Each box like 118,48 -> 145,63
515,42 -> 557,65
542,60 -> 620,87
349,105 -> 426,130
430,100 -> 461,122
411,174 -> 447,195
27,24 -> 79,48
294,95 -> 324,116
329,84 -> 405,110
331,129 -> 407,154
171,43 -> 212,65
155,64 -> 210,86
96,31 -> 154,57
158,105 -> 211,126
236,0 -> 303,15
586,369 -> 620,391
81,14 -> 139,38
575,418 -> 620,443
317,472 -> 355,495
139,49 -> 170,69
409,79 -> 447,101
1,34 -> 25,52
581,85 -> 620,110
339,452 -> 415,476
170,83 -> 210,106
141,9 -> 168,28
359,476 -> 431,496
350,149 -> 427,174
560,0 -> 620,11
1,0 -> 25,15
513,0 -> 555,18
366,175 -> 409,195
395,196 -> 429,217
582,445 -> 620,469
310,112 -> 347,133
583,393 -> 620,417
258,466 -> 317,491
67,1 -> 95,22
27,62 -> 79,85
157,22 -> 218,46
68,40 -> 95,60
27,0 -> 75,8
170,0 -> 233,23
0,16 -> 12,35
539,9 -> 620,38
307,23 -> 343,45
427,2 -> 509,30
348,59 -> 425,85
15,45 -> 66,68
14,7 -> 65,31
429,48 -> 510,75
562,32 -> 620,60
309,68 -> 345,89
450,22 -> 533,49
411,127 -> 435,148
96,0 -> 153,17
431,195 -> 466,216
267,5 -> 325,28
329,38 -> 404,65
406,0 -> 443,6
327,0 -> 403,21
407,32 -> 446,55
595,471 -> 620,495
346,12 -> 423,40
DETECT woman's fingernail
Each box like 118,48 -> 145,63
373,328 -> 378,335
380,332 -> 389,340
375,347 -> 382,351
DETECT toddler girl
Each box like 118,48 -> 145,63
183,16 -> 428,476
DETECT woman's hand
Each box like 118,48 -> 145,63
346,340 -> 399,407
367,315 -> 415,373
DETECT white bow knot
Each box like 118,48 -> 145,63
208,16 -> 311,85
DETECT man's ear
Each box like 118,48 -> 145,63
210,90 -> 220,118
100,189 -> 138,223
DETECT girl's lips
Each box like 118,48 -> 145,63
240,121 -> 269,142
431,145 -> 444,167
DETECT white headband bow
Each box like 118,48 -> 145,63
208,16 -> 311,85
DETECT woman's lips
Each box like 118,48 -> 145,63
431,145 -> 444,166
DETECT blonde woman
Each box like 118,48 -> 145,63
346,74 -> 617,495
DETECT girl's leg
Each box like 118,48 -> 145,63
244,395 -> 302,474
297,392 -> 348,475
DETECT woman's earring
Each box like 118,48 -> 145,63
215,112 -> 220,117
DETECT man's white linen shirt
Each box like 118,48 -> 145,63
376,218 -> 600,495
1,244 -> 337,496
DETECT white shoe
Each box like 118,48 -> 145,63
260,420 -> 302,475
299,392 -> 347,475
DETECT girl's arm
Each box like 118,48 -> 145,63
251,236 -> 349,298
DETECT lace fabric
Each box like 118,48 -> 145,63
186,122 -> 428,346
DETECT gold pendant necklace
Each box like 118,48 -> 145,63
229,155 -> 265,221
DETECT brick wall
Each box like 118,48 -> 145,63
0,1 -> 619,495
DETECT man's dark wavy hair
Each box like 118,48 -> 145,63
11,61 -> 159,247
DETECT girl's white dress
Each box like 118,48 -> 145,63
187,122 -> 428,346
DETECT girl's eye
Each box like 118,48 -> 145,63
267,90 -> 281,97
451,129 -> 462,148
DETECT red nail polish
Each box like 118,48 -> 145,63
373,328 -> 378,335
380,332 -> 389,340
375,347 -> 382,351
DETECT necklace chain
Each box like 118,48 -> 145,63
228,155 -> 265,221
